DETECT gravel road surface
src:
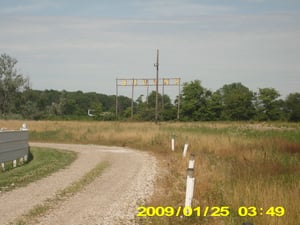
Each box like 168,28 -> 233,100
0,143 -> 157,225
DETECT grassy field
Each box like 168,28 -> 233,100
0,147 -> 77,192
1,120 -> 299,225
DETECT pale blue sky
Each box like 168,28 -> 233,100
1,0 -> 299,100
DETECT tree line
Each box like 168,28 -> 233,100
180,80 -> 299,121
1,53 -> 299,121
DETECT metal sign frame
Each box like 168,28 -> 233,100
116,77 -> 181,120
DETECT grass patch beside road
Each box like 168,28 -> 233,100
0,147 -> 77,192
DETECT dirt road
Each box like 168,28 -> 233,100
0,143 -> 157,225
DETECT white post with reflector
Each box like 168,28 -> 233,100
184,154 -> 196,215
171,136 -> 175,151
184,168 -> 195,213
183,143 -> 189,157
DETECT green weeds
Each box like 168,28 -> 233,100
0,147 -> 77,192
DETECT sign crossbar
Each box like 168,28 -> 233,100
116,78 -> 180,87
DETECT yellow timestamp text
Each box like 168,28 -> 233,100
136,206 -> 285,217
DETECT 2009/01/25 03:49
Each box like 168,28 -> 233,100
136,206 -> 285,217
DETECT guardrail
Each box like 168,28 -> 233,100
0,124 -> 29,171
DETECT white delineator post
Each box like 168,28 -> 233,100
171,137 -> 175,151
184,154 -> 195,214
183,143 -> 189,157
1,163 -> 5,172
184,168 -> 195,213
20,123 -> 29,163
20,123 -> 28,131
188,154 -> 195,169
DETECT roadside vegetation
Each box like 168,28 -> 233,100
1,120 -> 299,225
1,53 -> 300,122
0,147 -> 77,192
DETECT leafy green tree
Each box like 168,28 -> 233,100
20,101 -> 42,119
181,80 -> 212,121
161,94 -> 177,120
206,90 -> 223,120
219,83 -> 255,120
16,89 -> 44,119
255,88 -> 283,120
0,54 -> 28,115
134,94 -> 151,120
285,93 -> 300,121
133,92 -> 176,121
117,95 -> 132,118
40,89 -> 61,113
63,98 -> 79,115
91,102 -> 103,118
105,95 -> 118,113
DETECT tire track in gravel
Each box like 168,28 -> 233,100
0,143 -> 157,225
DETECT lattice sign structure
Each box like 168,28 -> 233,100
116,77 -> 181,119
117,78 -> 180,87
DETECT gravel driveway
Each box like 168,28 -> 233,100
0,143 -> 157,225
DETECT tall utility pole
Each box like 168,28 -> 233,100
154,49 -> 159,124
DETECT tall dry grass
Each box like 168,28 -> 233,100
1,120 -> 299,225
